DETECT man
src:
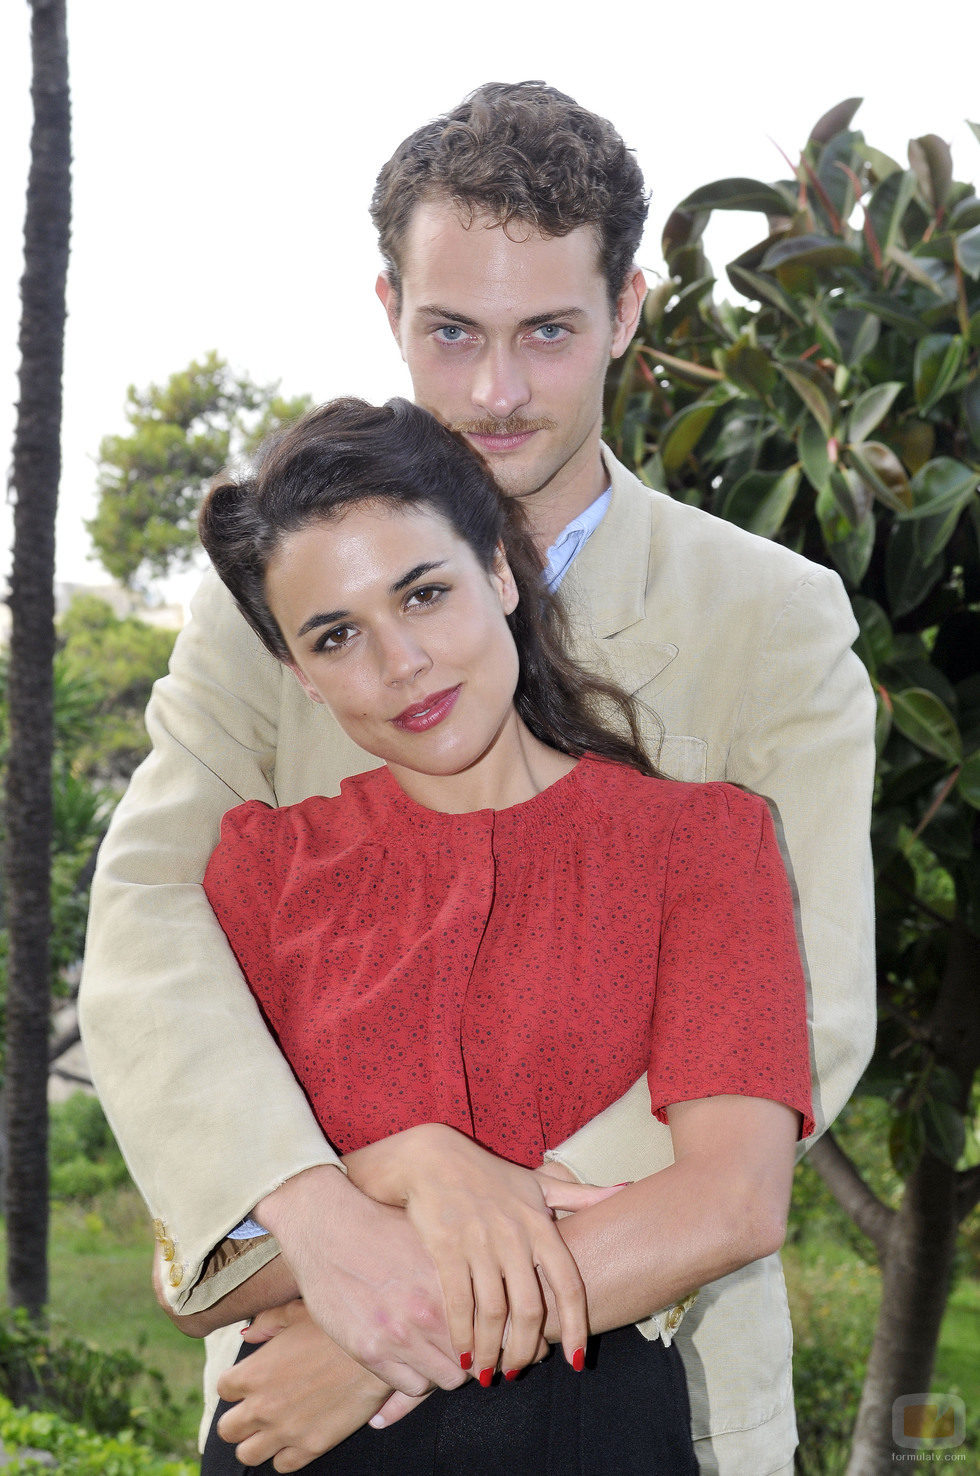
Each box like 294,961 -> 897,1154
79,82 -> 876,1473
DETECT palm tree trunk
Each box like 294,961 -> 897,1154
4,0 -> 71,1318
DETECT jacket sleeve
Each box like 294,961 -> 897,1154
728,564 -> 876,1139
549,562 -> 876,1177
78,571 -> 341,1312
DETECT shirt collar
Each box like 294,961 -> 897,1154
542,487 -> 612,590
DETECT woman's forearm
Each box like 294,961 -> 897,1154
543,1096 -> 799,1340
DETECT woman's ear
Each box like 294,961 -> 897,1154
491,543 -> 519,616
286,662 -> 325,704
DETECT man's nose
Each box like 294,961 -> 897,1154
472,346 -> 531,420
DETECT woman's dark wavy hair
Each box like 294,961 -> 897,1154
199,397 -> 657,778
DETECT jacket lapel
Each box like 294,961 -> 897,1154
560,448 -> 677,695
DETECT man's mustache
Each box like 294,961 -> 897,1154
451,416 -> 557,436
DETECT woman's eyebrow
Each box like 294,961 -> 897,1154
296,561 -> 448,638
390,560 -> 447,594
297,608 -> 349,638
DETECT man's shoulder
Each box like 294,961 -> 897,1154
605,451 -> 825,589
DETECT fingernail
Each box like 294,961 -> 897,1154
504,1369 -> 519,1382
239,1325 -> 250,1336
459,1352 -> 473,1371
479,1367 -> 494,1387
572,1346 -> 585,1372
369,1414 -> 386,1429
612,1181 -> 632,1188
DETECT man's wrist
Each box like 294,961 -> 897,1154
254,1163 -> 352,1243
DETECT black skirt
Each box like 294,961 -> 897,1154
201,1325 -> 698,1475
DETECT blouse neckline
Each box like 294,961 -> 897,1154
350,752 -> 612,836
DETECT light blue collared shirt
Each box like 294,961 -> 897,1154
542,487 -> 612,590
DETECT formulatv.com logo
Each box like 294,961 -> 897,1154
893,1393 -> 966,1451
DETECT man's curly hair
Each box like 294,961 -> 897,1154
370,81 -> 648,308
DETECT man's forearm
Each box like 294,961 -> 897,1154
158,1248 -> 299,1338
79,573 -> 345,1310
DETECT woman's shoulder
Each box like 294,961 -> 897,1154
581,756 -> 772,837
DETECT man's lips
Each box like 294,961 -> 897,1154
466,429 -> 538,452
453,418 -> 556,454
391,685 -> 461,733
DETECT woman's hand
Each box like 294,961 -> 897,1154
217,1299 -> 392,1472
344,1125 -> 624,1380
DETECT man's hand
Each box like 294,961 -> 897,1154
255,1165 -> 466,1396
217,1300 -> 391,1471
344,1125 -> 624,1378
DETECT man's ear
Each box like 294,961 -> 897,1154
375,272 -> 402,348
286,662 -> 325,705
610,267 -> 647,360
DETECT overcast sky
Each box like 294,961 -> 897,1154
1,0 -> 976,601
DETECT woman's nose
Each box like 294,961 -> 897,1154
379,628 -> 432,686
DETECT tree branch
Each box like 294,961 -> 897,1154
48,1021 -> 79,1064
807,1129 -> 894,1256
956,1162 -> 980,1222
49,1066 -> 92,1089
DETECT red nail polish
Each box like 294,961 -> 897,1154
239,1325 -> 250,1336
504,1369 -> 519,1382
572,1346 -> 585,1372
479,1367 -> 494,1387
459,1352 -> 473,1371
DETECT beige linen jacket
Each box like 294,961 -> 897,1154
79,451 -> 876,1475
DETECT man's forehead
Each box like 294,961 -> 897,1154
397,199 -> 606,312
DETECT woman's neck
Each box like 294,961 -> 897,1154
386,718 -> 578,815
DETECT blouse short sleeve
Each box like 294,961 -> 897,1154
202,800 -> 288,1011
647,783 -> 814,1138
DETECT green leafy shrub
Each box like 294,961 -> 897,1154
48,1094 -> 130,1202
792,1329 -> 867,1475
0,1394 -> 194,1474
0,1307 -> 193,1456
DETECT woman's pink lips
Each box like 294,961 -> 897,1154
391,685 -> 461,732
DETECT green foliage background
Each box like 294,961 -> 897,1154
604,99 -> 980,1462
87,352 -> 312,590
605,98 -> 980,1194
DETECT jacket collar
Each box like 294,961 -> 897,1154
560,446 -> 653,639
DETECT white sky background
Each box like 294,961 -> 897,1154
1,0 -> 977,602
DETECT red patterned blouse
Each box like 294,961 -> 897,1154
203,754 -> 814,1166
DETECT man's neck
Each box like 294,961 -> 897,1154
522,448 -> 610,555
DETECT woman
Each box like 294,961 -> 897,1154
190,397 -> 813,1473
